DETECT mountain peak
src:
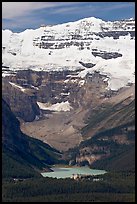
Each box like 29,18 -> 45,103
2,17 -> 135,91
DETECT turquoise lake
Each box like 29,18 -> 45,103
41,166 -> 106,178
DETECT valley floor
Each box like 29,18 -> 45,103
21,107 -> 87,152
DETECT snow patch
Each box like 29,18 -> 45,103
60,92 -> 70,96
78,80 -> 85,86
9,82 -> 26,92
37,101 -> 72,112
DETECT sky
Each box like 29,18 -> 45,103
2,2 -> 135,32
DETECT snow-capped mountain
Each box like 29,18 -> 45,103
2,17 -> 135,90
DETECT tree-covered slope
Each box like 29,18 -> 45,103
82,99 -> 135,139
91,143 -> 135,171
2,147 -> 41,179
66,97 -> 135,172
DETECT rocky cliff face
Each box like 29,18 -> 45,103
2,78 -> 40,122
2,68 -> 113,122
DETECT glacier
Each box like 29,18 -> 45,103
2,16 -> 135,91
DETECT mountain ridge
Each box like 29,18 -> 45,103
2,16 -> 135,91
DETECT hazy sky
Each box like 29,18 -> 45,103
2,2 -> 135,32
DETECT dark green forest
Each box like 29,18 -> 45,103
2,171 -> 135,202
2,145 -> 135,202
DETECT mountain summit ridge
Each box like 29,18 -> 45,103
2,16 -> 135,91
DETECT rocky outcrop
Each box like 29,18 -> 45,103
92,49 -> 122,59
79,61 -> 96,68
2,67 -> 114,123
69,71 -> 109,108
2,78 -> 40,122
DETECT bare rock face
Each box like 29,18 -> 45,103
2,68 -> 110,122
2,78 -> 40,122
91,49 -> 122,59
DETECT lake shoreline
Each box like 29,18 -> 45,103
41,165 -> 106,179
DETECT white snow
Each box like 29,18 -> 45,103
60,92 -> 70,96
64,79 -> 70,83
9,82 -> 26,92
35,115 -> 40,121
30,85 -> 39,90
2,17 -> 135,91
37,101 -> 72,112
78,80 -> 85,86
